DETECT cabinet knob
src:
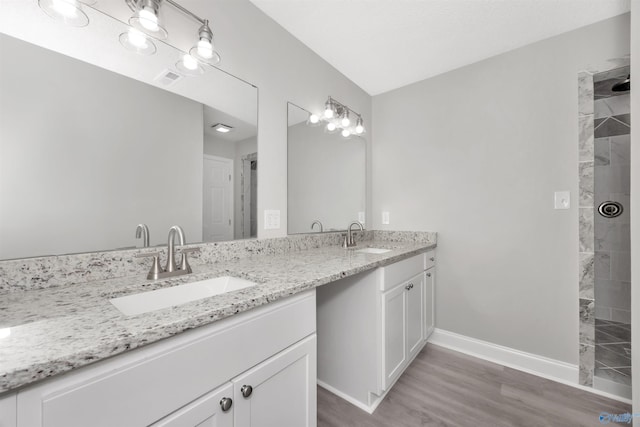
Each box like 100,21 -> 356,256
406,283 -> 414,290
430,257 -> 435,262
241,385 -> 253,398
220,397 -> 233,412
426,273 -> 432,277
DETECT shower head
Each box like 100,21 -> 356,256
612,74 -> 630,92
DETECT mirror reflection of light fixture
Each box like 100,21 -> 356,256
119,27 -> 157,55
38,0 -> 90,27
176,53 -> 204,76
313,96 -> 364,138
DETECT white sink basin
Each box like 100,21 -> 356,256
110,276 -> 257,316
355,247 -> 392,254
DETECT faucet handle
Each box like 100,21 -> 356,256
135,251 -> 160,259
135,252 -> 164,280
179,247 -> 200,273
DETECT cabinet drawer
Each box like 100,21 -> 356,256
379,253 -> 425,291
424,250 -> 436,270
18,291 -> 316,427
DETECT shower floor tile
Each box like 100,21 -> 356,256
594,319 -> 632,387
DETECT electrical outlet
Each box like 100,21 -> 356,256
382,211 -> 390,225
264,210 -> 280,229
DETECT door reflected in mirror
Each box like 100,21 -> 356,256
287,103 -> 366,234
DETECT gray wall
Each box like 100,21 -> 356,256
0,34 -> 203,258
372,14 -> 630,364
204,0 -> 372,237
630,0 -> 639,416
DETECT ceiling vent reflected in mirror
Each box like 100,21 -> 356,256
212,123 -> 234,133
153,69 -> 184,86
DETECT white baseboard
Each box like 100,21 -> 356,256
317,380 -> 375,414
429,329 -> 631,404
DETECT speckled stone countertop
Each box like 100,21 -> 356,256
0,237 -> 435,394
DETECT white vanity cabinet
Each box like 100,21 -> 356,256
14,291 -> 317,427
317,249 -> 436,413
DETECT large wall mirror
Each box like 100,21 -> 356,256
287,103 -> 366,234
0,2 -> 258,260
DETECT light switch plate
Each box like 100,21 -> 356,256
264,210 -> 280,229
358,212 -> 365,223
554,191 -> 570,209
382,211 -> 390,225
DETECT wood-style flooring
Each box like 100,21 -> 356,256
317,344 -> 631,427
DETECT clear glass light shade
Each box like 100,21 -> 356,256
341,129 -> 351,138
176,54 -> 205,76
188,39 -> 221,65
326,122 -> 337,132
38,0 -> 89,27
355,117 -> 365,134
129,0 -> 167,39
119,28 -> 157,55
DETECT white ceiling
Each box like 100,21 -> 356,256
249,0 -> 631,95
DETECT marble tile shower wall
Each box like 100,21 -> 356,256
578,71 -> 596,386
593,94 -> 631,323
0,230 -> 437,292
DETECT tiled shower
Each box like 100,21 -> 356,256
592,67 -> 631,396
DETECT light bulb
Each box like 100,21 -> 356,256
183,54 -> 199,71
128,28 -> 148,48
326,122 -> 336,132
341,116 -> 350,127
197,39 -> 214,59
139,7 -> 159,31
309,114 -> 319,124
52,0 -> 78,18
355,124 -> 364,134
324,100 -> 334,118
341,129 -> 351,138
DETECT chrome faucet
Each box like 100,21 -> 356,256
343,221 -> 364,248
135,224 -> 150,247
311,220 -> 323,232
136,225 -> 199,280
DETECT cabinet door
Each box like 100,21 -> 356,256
151,383 -> 233,427
0,393 -> 16,427
232,335 -> 316,427
382,283 -> 407,390
424,268 -> 435,339
406,272 -> 425,360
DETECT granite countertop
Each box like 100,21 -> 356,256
0,239 -> 435,393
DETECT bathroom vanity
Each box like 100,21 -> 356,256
0,232 -> 436,427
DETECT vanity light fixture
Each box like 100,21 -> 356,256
212,123 -> 233,133
124,0 -> 222,67
128,0 -> 167,39
38,0 -> 92,27
189,20 -> 221,65
316,96 -> 365,138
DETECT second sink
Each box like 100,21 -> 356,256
355,248 -> 392,254
110,276 -> 257,316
